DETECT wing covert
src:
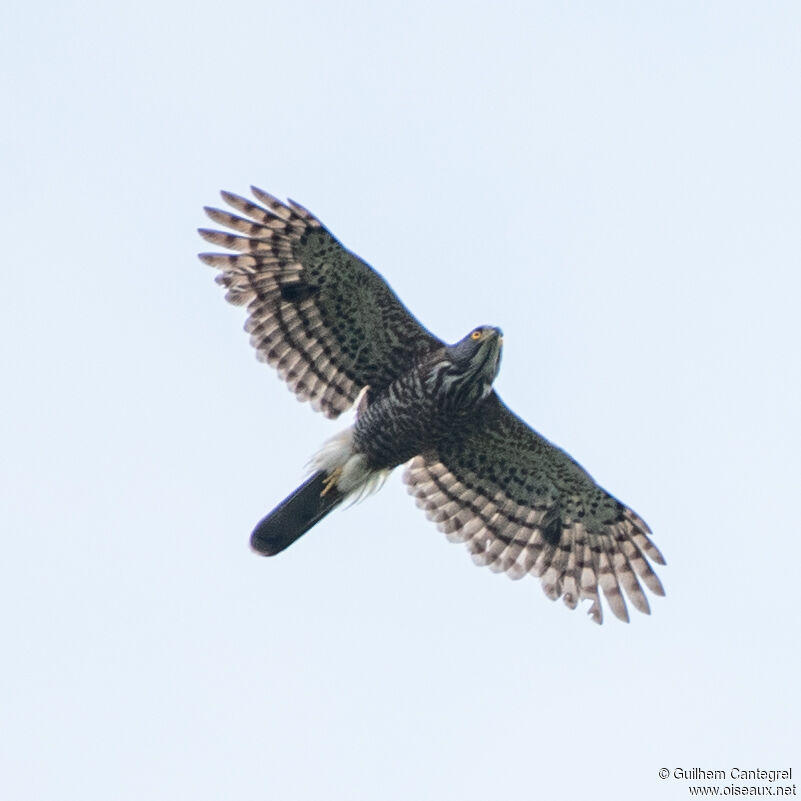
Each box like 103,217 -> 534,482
199,187 -> 442,418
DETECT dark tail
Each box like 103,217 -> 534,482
250,471 -> 345,556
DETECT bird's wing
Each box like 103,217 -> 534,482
199,187 -> 442,418
403,392 -> 665,624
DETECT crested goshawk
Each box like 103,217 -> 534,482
198,187 -> 665,624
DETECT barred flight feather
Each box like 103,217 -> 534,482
199,187 -> 441,418
404,454 -> 665,624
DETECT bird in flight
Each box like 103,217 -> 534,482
198,187 -> 665,624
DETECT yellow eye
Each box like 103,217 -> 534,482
470,330 -> 482,340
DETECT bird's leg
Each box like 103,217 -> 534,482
320,466 -> 343,497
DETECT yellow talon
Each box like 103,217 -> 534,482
321,467 -> 343,497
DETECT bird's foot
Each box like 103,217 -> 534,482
320,466 -> 343,497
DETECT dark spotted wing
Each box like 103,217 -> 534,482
404,392 -> 665,624
199,187 -> 442,418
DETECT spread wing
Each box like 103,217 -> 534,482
199,187 -> 442,418
403,392 -> 665,624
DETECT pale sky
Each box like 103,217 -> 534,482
2,2 -> 799,799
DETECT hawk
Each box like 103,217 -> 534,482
198,187 -> 666,624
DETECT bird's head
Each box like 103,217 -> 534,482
435,325 -> 503,409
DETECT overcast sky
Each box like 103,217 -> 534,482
2,2 -> 799,799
